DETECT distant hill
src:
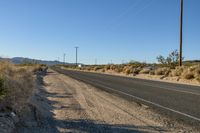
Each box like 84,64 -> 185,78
10,57 -> 69,66
184,60 -> 200,63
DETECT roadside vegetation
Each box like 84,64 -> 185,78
61,50 -> 200,84
0,60 -> 47,113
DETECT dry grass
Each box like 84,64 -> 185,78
0,61 -> 44,113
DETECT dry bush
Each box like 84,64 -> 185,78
110,65 -> 114,70
193,66 -> 200,78
181,71 -> 194,79
0,61 -> 35,113
193,65 -> 200,82
122,66 -> 133,75
114,68 -> 121,73
0,76 -> 7,100
132,67 -> 142,75
125,69 -> 132,75
114,66 -> 123,73
196,76 -> 200,83
179,65 -> 200,80
104,65 -> 111,70
167,65 -> 200,81
170,66 -> 188,77
93,66 -> 101,71
101,69 -> 105,72
155,67 -> 170,76
139,68 -> 150,74
85,67 -> 92,71
149,70 -> 155,75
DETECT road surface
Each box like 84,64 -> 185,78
53,67 -> 200,127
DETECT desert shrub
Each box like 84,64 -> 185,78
181,71 -> 195,79
157,50 -> 181,68
123,66 -> 134,75
194,68 -> 200,78
93,66 -> 101,71
149,70 -> 156,75
0,61 -> 35,113
128,61 -> 146,67
125,69 -> 132,75
170,66 -> 185,77
132,67 -> 142,75
155,67 -> 170,75
110,65 -> 116,70
101,69 -> 105,72
0,76 -> 7,100
104,65 -> 111,70
191,65 -> 200,78
114,65 -> 123,73
196,76 -> 200,83
139,68 -> 150,74
114,68 -> 121,73
86,67 -> 91,71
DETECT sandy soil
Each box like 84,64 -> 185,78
16,69 -> 196,133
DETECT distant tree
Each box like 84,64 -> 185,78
156,55 -> 166,65
157,50 -> 182,68
129,60 -> 141,65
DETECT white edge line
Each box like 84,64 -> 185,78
141,82 -> 200,96
59,69 -> 200,122
84,79 -> 200,122
64,69 -> 200,96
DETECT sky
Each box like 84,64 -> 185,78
0,0 -> 199,64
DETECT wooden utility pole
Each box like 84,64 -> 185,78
179,0 -> 183,66
75,47 -> 79,66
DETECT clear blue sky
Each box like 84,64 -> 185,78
0,0 -> 199,64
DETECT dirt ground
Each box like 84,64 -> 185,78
16,69 -> 196,133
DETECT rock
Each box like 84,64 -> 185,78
10,112 -> 19,123
0,112 -> 16,133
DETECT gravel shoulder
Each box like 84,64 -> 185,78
16,69 -> 197,133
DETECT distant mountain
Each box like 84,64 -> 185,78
10,57 -> 70,66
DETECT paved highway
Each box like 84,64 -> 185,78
53,67 -> 200,126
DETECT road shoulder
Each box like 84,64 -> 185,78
16,69 -> 197,133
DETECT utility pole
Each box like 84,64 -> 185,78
179,0 -> 183,66
57,57 -> 60,62
63,53 -> 66,65
75,47 -> 79,66
95,59 -> 97,65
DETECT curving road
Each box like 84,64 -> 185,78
52,67 -> 200,127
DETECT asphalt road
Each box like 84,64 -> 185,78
52,67 -> 200,127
